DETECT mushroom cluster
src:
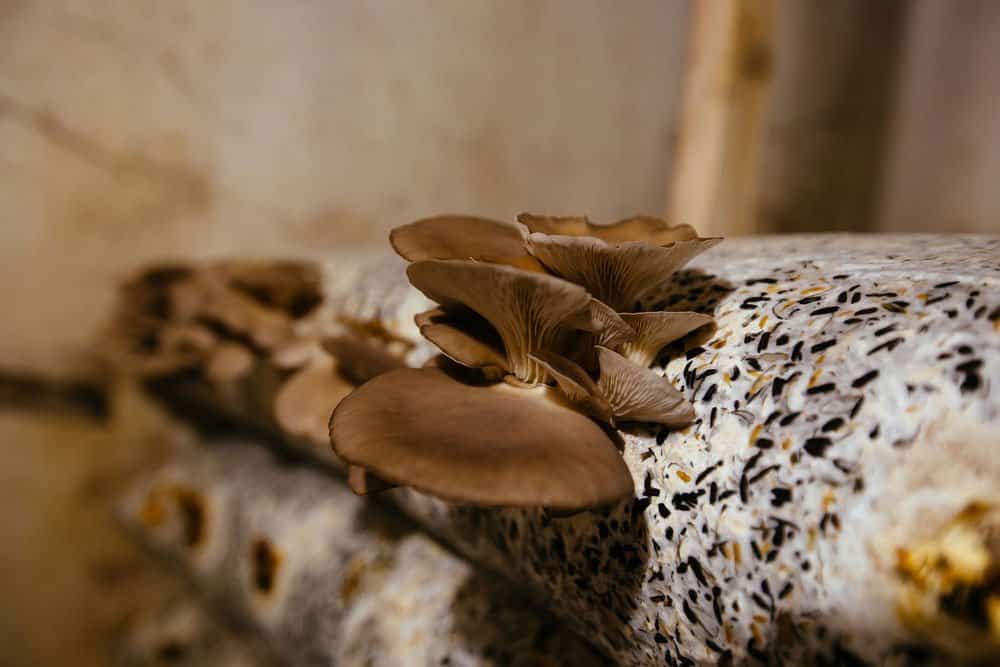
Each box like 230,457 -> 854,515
330,214 -> 721,512
108,259 -> 405,459
109,260 -> 323,383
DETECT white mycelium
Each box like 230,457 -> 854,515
121,441 -> 603,666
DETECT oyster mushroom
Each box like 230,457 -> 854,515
106,320 -> 207,378
274,355 -> 354,447
529,351 -> 613,423
588,299 -> 636,350
390,215 -> 541,270
407,260 -> 597,384
530,347 -> 696,427
274,332 -> 406,447
216,259 -> 323,318
617,311 -> 716,367
414,307 -> 510,379
329,367 -> 633,510
527,233 -> 721,311
518,213 -> 699,245
595,346 -> 694,426
326,212 -> 716,509
321,335 -> 406,385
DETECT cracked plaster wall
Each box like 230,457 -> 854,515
0,0 -> 691,375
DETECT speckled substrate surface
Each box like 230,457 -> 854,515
120,440 -> 603,667
308,235 -> 1000,665
125,235 -> 1000,665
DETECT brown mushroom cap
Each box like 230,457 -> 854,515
274,356 -> 354,447
618,311 -> 716,367
596,346 -> 695,426
527,234 -> 722,311
414,308 -> 509,377
390,215 -> 538,269
407,260 -> 595,383
169,273 -> 293,349
588,298 -> 636,350
530,351 -> 612,422
518,213 -> 698,244
216,260 -> 323,318
321,335 -> 406,385
330,367 -> 634,509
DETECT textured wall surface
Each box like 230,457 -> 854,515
0,0 -> 691,374
878,0 -> 1000,234
4,1 -> 1000,375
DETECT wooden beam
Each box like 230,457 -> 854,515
667,0 -> 778,236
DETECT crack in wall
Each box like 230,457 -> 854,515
0,91 -> 307,232
0,92 -> 207,194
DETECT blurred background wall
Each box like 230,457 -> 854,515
0,0 -> 692,374
1,2 -> 998,665
2,0 -> 999,375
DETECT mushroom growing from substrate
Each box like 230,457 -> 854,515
107,260 -> 324,382
330,214 -> 721,512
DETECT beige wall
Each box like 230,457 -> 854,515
878,0 -> 1000,233
0,1 -> 691,373
2,1 -> 999,374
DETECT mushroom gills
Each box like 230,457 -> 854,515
617,311 -> 716,367
527,233 -> 721,311
406,260 -> 595,384
595,346 -> 695,426
414,307 -> 509,378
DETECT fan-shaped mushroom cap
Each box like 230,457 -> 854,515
530,351 -> 612,422
330,367 -> 633,509
168,274 -> 293,349
618,311 -> 716,367
527,234 -> 722,311
407,260 -> 595,383
518,213 -> 698,245
588,299 -> 636,350
321,335 -> 406,385
390,215 -> 539,270
596,346 -> 695,426
216,260 -> 323,318
414,308 -> 509,377
274,356 -> 353,447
